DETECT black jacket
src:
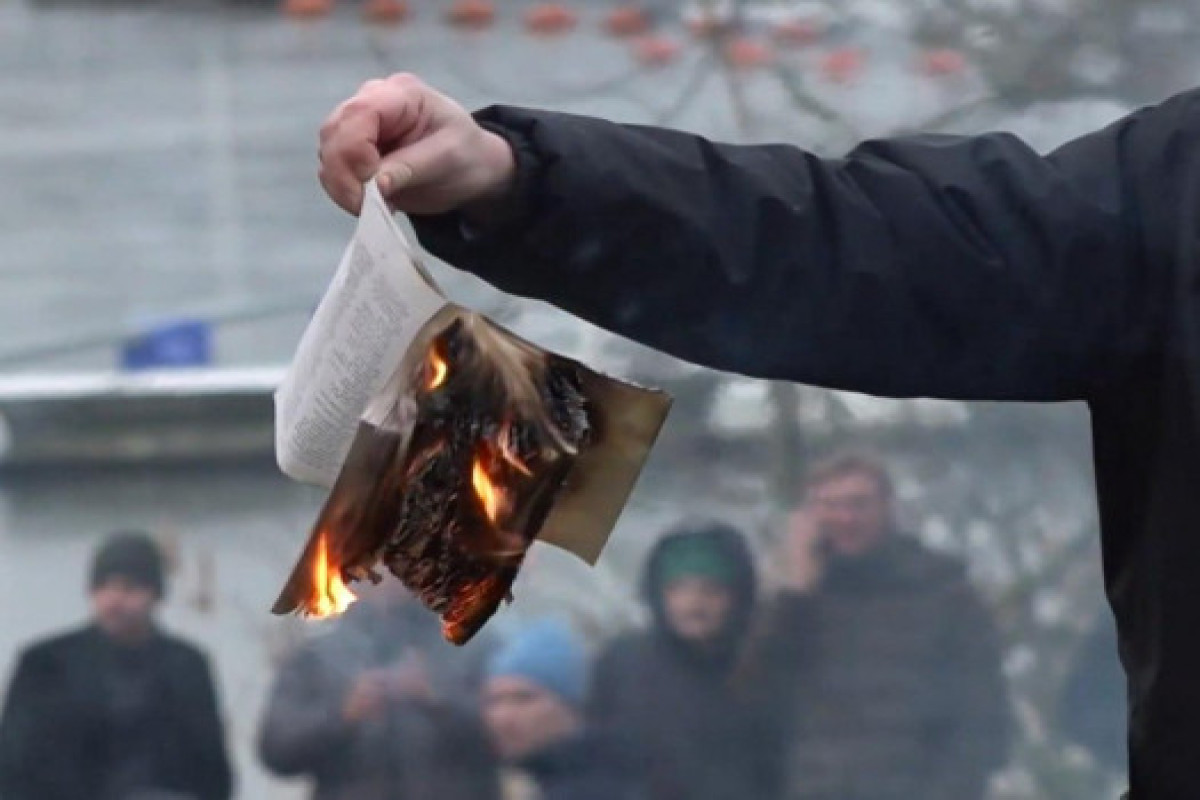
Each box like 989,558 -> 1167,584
517,732 -> 646,800
257,601 -> 500,800
751,537 -> 1010,800
411,90 -> 1200,798
409,90 -> 1200,798
588,526 -> 776,800
0,625 -> 233,800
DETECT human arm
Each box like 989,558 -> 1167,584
0,649 -> 87,800
318,76 -> 1193,402
256,649 -> 358,777
413,101 -> 1172,401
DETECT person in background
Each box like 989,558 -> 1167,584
257,576 -> 500,800
588,520 -> 775,800
0,531 -> 233,800
750,451 -> 1010,800
483,618 -> 644,800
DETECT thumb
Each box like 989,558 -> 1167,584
375,160 -> 413,196
375,132 -> 457,197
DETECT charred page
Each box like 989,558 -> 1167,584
273,183 -> 671,644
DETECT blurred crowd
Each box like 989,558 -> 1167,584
0,451 -> 1123,800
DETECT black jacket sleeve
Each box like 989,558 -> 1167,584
410,93 -> 1198,401
0,648 -> 86,800
257,646 -> 355,778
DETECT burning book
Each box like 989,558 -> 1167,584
272,181 -> 671,644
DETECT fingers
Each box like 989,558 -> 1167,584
318,140 -> 380,215
375,161 -> 414,196
788,507 -> 817,541
374,98 -> 468,192
390,666 -> 435,701
318,74 -> 430,214
318,73 -> 495,216
344,673 -> 389,721
356,672 -> 389,694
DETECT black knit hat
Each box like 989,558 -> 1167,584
89,531 -> 165,597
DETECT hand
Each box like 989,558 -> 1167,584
342,671 -> 390,723
778,508 -> 825,593
318,73 -> 515,217
384,657 -> 435,703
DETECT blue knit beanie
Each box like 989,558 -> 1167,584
487,618 -> 588,708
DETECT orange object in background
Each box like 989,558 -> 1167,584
283,0 -> 333,18
525,3 -> 579,35
920,48 -> 967,76
723,36 -> 774,69
446,0 -> 496,28
772,18 -> 822,47
605,5 -> 651,37
821,47 -> 865,83
364,0 -> 411,23
686,13 -> 723,39
632,34 -> 681,67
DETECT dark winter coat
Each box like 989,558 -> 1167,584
588,526 -> 776,800
517,731 -> 646,800
409,90 -> 1200,797
0,625 -> 233,800
257,601 -> 500,800
750,537 -> 1009,800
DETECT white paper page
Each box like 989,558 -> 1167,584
274,181 -> 447,487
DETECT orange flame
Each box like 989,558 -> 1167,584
472,457 -> 505,522
427,350 -> 449,391
497,423 -> 533,476
309,532 -> 357,618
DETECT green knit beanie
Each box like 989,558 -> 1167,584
657,537 -> 737,586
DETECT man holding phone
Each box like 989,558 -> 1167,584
749,451 -> 1010,800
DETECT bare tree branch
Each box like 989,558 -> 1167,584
653,51 -> 719,126
770,62 -> 863,141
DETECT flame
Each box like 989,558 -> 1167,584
497,423 -> 533,476
472,456 -> 505,522
469,425 -> 534,525
426,349 -> 449,391
309,532 -> 357,618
